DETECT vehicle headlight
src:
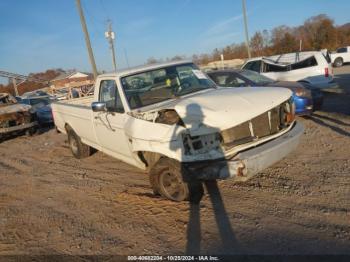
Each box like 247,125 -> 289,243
295,88 -> 311,98
155,109 -> 184,126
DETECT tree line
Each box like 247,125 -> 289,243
148,14 -> 350,65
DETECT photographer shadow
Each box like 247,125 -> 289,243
170,103 -> 239,254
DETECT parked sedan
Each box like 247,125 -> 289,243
207,69 -> 323,115
20,96 -> 54,125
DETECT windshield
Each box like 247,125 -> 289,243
30,98 -> 50,107
121,63 -> 215,109
240,70 -> 275,85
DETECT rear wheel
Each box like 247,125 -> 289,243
334,57 -> 343,67
149,158 -> 203,202
67,128 -> 90,159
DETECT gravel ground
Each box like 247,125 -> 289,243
0,66 -> 349,256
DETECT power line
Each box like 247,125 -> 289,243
99,0 -> 110,20
81,0 -> 106,39
124,48 -> 130,69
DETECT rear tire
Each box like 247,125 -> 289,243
149,158 -> 204,202
334,57 -> 343,67
67,128 -> 90,159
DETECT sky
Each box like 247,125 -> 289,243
0,0 -> 350,76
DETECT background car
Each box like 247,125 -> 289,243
241,51 -> 338,90
21,90 -> 55,100
207,69 -> 324,115
330,46 -> 350,67
20,96 -> 55,125
0,93 -> 38,140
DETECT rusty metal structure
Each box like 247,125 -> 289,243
0,70 -> 50,96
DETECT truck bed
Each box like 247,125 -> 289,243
52,96 -> 100,149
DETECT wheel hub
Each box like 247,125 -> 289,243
160,171 -> 185,200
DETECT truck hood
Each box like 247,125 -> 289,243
173,87 -> 292,134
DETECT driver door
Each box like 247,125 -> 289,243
93,79 -> 135,165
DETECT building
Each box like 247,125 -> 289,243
50,71 -> 94,90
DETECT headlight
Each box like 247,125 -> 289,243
155,109 -> 184,126
295,88 -> 311,98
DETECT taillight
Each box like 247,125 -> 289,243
325,68 -> 329,77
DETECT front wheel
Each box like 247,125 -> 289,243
334,57 -> 343,67
149,158 -> 204,202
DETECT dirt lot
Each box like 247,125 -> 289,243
0,67 -> 350,256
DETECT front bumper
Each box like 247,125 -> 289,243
187,122 -> 304,181
0,121 -> 38,134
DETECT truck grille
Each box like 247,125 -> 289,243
221,99 -> 294,150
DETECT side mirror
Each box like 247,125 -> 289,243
91,102 -> 106,112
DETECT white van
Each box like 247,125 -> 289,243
242,51 -> 338,90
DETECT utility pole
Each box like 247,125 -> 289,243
220,54 -> 224,69
242,0 -> 251,58
12,78 -> 19,96
75,0 -> 98,79
105,20 -> 117,72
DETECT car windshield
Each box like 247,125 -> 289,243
240,70 -> 275,85
30,98 -> 50,107
121,63 -> 215,109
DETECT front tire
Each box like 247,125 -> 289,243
149,158 -> 203,202
67,128 -> 91,159
334,57 -> 343,67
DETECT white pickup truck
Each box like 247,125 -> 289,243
52,61 -> 303,202
330,46 -> 350,67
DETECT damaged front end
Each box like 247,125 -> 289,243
181,98 -> 296,159
181,98 -> 303,181
127,96 -> 302,181
0,95 -> 38,136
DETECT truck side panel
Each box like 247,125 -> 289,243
52,99 -> 101,150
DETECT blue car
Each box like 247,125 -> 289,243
207,69 -> 323,116
19,96 -> 54,125
292,92 -> 313,115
